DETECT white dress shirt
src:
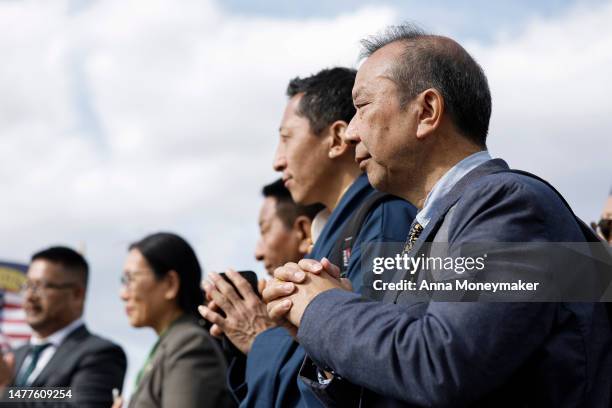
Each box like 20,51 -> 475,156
20,317 -> 85,385
311,208 -> 331,245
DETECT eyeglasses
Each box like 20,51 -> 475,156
20,281 -> 77,295
120,271 -> 149,288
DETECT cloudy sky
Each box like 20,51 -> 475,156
1,0 -> 611,398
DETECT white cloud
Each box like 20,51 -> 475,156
0,0 -> 396,397
0,0 -> 396,243
1,0 -> 611,399
466,2 -> 612,220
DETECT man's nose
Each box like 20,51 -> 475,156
254,239 -> 265,262
344,117 -> 361,145
273,145 -> 287,172
23,288 -> 37,302
119,285 -> 130,301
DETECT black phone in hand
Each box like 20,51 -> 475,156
219,270 -> 259,297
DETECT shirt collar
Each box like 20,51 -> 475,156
311,208 -> 331,245
30,317 -> 84,347
416,150 -> 492,228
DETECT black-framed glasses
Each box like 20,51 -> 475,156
20,281 -> 77,294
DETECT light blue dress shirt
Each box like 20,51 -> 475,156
415,150 -> 492,228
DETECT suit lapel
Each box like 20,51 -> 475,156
130,317 -> 191,403
312,174 -> 372,260
431,158 -> 509,221
383,158 -> 510,303
131,338 -> 167,401
30,324 -> 88,386
11,345 -> 31,385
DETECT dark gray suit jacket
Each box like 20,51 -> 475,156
297,159 -> 612,407
128,314 -> 234,408
9,324 -> 127,407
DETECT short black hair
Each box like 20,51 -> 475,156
286,67 -> 357,135
360,23 -> 491,147
31,246 -> 89,289
130,232 -> 203,316
262,179 -> 324,228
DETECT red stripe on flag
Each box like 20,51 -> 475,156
1,304 -> 24,309
0,318 -> 28,324
5,334 -> 30,340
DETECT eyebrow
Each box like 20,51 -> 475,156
124,269 -> 149,275
353,87 -> 374,102
279,126 -> 296,137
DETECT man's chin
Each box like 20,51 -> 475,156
291,191 -> 310,206
287,187 -> 305,204
26,317 -> 46,331
366,170 -> 387,190
293,189 -> 322,207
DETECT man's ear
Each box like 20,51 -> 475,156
72,284 -> 86,302
326,120 -> 351,159
164,270 -> 181,301
293,215 -> 313,255
415,88 -> 444,140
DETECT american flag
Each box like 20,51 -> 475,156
0,261 -> 31,352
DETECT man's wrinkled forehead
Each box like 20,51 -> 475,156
353,42 -> 403,99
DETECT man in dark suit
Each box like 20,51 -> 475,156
0,246 -> 126,407
200,67 -> 416,407
263,25 -> 612,406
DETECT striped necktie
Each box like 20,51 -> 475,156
403,222 -> 424,253
15,343 -> 51,386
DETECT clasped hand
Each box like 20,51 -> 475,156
199,269 -> 276,354
199,260 -> 351,353
262,258 -> 352,329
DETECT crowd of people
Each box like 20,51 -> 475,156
1,23 -> 611,408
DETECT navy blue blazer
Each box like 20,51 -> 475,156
228,174 -> 416,407
297,159 -> 612,407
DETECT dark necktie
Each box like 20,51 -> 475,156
403,222 -> 424,253
15,343 -> 51,386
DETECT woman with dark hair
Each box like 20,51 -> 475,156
116,232 -> 233,408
